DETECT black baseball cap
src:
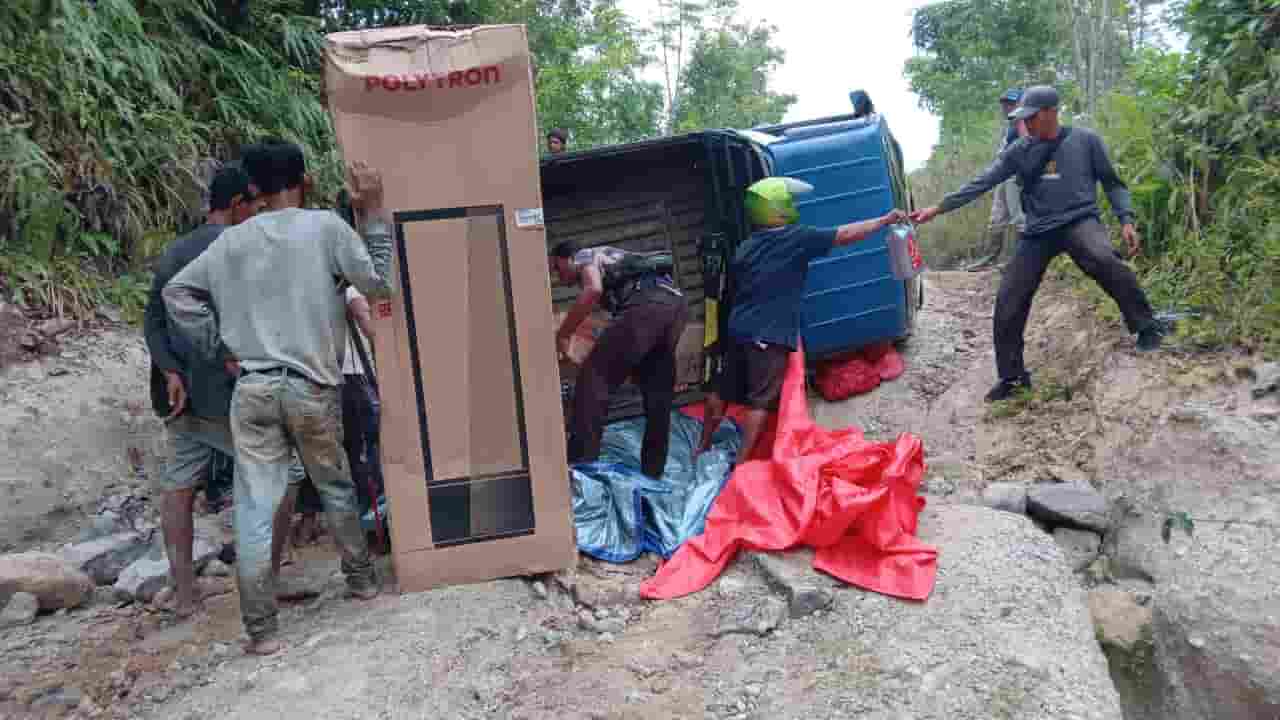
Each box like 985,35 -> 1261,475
1009,85 -> 1059,120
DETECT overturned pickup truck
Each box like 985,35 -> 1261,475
542,93 -> 923,420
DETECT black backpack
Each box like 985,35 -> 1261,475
600,250 -> 676,312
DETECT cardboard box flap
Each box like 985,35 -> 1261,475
326,24 -> 528,106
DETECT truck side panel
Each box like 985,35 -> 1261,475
763,118 -> 910,358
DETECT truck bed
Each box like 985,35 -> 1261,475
543,147 -> 712,422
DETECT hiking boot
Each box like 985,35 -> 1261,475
984,373 -> 1032,403
1136,322 -> 1169,352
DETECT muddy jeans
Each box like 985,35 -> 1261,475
994,217 -> 1156,382
230,368 -> 374,641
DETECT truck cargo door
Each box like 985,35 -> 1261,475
700,131 -> 766,384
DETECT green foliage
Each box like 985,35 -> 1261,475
984,372 -> 1075,419
0,0 -> 339,263
0,0 -> 796,323
910,0 -> 1280,355
1096,3 -> 1280,355
907,0 -> 1074,141
673,19 -> 795,132
908,110 -> 1002,268
531,1 -> 665,148
1162,511 -> 1195,543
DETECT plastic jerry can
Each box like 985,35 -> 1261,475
886,224 -> 923,280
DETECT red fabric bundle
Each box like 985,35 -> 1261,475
862,341 -> 905,381
646,347 -> 938,602
813,342 -> 906,401
815,354 -> 881,401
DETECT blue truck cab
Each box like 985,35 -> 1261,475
542,93 -> 921,419
746,112 -> 922,358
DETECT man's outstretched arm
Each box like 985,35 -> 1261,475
834,209 -> 907,246
912,152 -> 1018,224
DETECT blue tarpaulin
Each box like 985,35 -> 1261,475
572,410 -> 741,563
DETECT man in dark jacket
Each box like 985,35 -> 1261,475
911,85 -> 1166,403
144,165 -> 301,617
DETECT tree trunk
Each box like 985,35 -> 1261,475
1065,0 -> 1087,107
1087,0 -> 1100,117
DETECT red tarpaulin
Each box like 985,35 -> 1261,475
641,347 -> 938,602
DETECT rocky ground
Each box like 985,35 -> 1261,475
1,266 -> 1276,720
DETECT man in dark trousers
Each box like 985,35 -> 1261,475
912,85 -> 1167,402
143,165 -> 296,617
697,177 -> 905,462
551,243 -> 688,479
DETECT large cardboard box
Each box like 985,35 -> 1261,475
323,25 -> 575,592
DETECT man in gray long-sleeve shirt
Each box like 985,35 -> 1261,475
913,85 -> 1164,402
163,140 -> 394,655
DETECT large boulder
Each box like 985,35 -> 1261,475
1146,503 -> 1280,720
817,504 -> 1124,719
1093,390 -> 1280,720
699,504 -> 1125,719
61,531 -> 151,585
0,552 -> 94,610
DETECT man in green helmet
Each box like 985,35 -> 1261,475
697,177 -> 906,461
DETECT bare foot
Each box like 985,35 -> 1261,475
245,637 -> 284,656
153,587 -> 197,618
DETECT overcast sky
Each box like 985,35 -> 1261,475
621,0 -> 940,171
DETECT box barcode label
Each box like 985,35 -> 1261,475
514,208 -> 544,229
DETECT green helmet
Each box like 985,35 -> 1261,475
745,177 -> 813,227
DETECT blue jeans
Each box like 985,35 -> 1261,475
230,369 -> 374,641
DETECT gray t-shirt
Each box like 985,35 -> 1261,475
940,126 -> 1134,236
163,207 -> 393,387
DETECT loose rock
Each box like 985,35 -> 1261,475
61,531 -> 151,585
114,533 -> 219,602
749,550 -> 835,619
0,591 -> 39,628
979,482 -> 1027,515
712,596 -> 787,638
1027,483 -> 1110,533
1052,528 -> 1101,572
0,552 -> 95,610
1249,361 -> 1280,399
201,558 -> 233,578
1089,587 -> 1153,653
75,513 -> 129,543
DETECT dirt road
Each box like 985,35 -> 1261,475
2,267 -> 1274,720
